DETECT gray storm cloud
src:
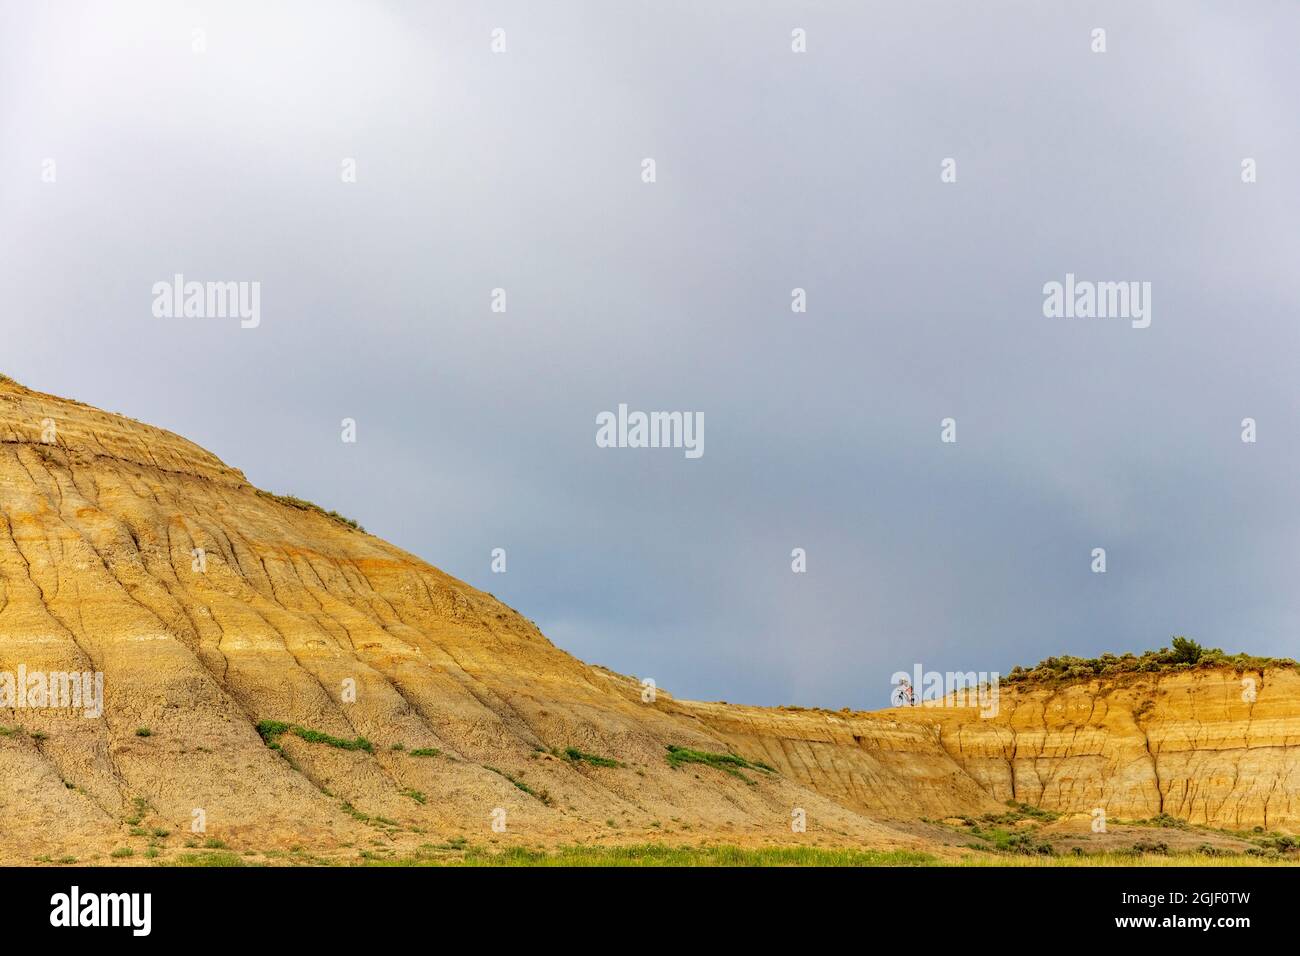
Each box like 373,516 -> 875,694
1,0 -> 1296,707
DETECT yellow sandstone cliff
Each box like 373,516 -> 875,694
0,376 -> 1295,863
685,667 -> 1300,830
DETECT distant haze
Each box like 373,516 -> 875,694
2,1 -> 1297,707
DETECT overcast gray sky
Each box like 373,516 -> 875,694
2,1 -> 1297,708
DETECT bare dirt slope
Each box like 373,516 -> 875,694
0,376 -> 1296,864
683,667 -> 1300,831
0,377 -> 919,862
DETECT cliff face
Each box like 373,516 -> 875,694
0,378 -> 912,862
684,668 -> 1300,830
941,668 -> 1300,829
675,700 -> 1005,820
1,376 -> 1296,864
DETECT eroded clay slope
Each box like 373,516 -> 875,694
0,377 -> 914,862
2,376 -> 1295,865
683,668 -> 1300,830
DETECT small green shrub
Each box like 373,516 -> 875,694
664,745 -> 775,782
981,801 -> 1061,825
256,490 -> 365,532
1131,840 -> 1170,856
484,766 -> 554,805
1003,643 -> 1296,686
172,851 -> 248,867
340,803 -> 371,823
562,747 -> 621,768
256,720 -> 373,753
967,826 -> 1055,856
1122,813 -> 1189,830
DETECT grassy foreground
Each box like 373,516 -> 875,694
955,852 -> 1295,867
364,844 -> 935,867
155,844 -> 934,867
154,843 -> 1300,868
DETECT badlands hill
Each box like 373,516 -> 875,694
0,375 -> 1297,864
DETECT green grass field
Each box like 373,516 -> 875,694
152,842 -> 1300,868
955,852 -> 1294,867
360,844 -> 936,867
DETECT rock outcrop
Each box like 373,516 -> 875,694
685,668 -> 1300,830
1,375 -> 1296,863
0,377 -> 912,861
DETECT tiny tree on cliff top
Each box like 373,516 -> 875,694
1170,636 -> 1204,664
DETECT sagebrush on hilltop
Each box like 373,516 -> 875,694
1005,637 -> 1295,685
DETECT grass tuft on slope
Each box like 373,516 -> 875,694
255,490 -> 365,532
664,745 -> 775,783
256,720 -> 373,753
